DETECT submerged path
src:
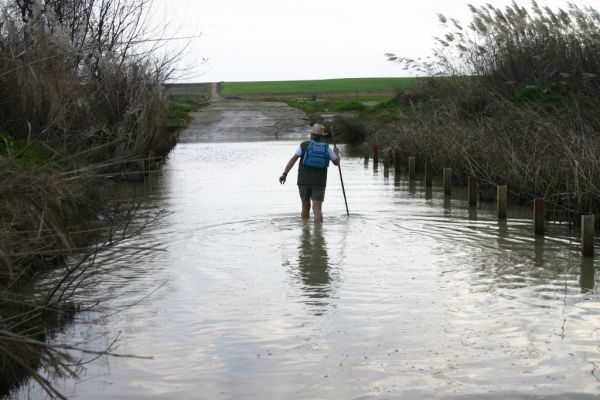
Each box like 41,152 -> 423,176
19,101 -> 600,400
179,99 -> 310,142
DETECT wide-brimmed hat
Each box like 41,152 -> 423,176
309,123 -> 326,136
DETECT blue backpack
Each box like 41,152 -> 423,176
303,140 -> 330,169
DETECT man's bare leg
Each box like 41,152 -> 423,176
301,200 -> 311,219
312,200 -> 323,223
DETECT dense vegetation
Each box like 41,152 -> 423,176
366,2 -> 600,220
0,1 -> 204,397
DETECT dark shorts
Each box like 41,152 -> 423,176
298,185 -> 326,202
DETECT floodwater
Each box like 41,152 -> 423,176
18,102 -> 600,399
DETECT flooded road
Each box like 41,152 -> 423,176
19,101 -> 600,399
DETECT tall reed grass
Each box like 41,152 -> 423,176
380,1 -> 600,220
0,0 -> 176,165
0,0 -> 183,396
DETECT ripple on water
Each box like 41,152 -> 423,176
21,141 -> 600,399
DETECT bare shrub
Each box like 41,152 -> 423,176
332,116 -> 367,146
0,144 -> 167,398
0,0 -> 175,166
0,0 -> 184,397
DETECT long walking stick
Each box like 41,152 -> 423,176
330,125 -> 349,216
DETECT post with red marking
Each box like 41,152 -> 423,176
424,160 -> 433,187
373,144 -> 379,164
582,215 -> 594,257
468,176 -> 478,207
534,197 -> 545,235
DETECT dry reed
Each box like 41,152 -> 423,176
0,0 -> 183,397
380,1 -> 600,220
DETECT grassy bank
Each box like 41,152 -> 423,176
167,95 -> 210,129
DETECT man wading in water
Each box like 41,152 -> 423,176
279,123 -> 340,222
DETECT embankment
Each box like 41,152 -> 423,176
0,3 -> 207,397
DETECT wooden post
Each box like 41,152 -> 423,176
394,149 -> 401,172
373,144 -> 379,163
468,176 -> 478,207
582,215 -> 595,257
497,185 -> 507,220
443,168 -> 452,196
383,148 -> 390,168
534,197 -> 545,235
424,160 -> 432,187
408,156 -> 416,179
363,143 -> 369,161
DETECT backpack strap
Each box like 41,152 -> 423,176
300,140 -> 309,156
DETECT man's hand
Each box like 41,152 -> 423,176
332,147 -> 341,166
279,174 -> 287,184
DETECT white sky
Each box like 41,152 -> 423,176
153,0 -> 580,83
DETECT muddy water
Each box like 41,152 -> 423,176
19,102 -> 600,399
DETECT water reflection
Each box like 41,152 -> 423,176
533,236 -> 545,267
393,172 -> 401,189
21,140 -> 600,399
497,219 -> 509,248
468,206 -> 477,221
580,258 -> 595,292
443,196 -> 451,216
425,186 -> 432,200
296,223 -> 330,314
408,179 -> 416,195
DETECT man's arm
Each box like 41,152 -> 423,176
279,155 -> 299,184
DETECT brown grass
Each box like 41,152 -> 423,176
376,2 -> 600,221
0,0 -> 183,397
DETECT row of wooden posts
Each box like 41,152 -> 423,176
365,143 -> 596,258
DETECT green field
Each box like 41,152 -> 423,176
219,77 -> 418,95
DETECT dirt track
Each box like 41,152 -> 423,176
179,100 -> 310,142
